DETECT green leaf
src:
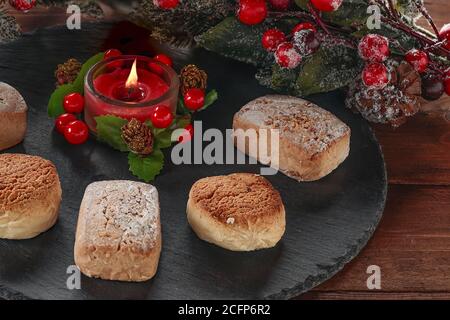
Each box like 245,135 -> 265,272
95,115 -> 129,152
196,17 -> 298,67
47,52 -> 104,118
147,114 -> 192,149
199,89 -> 218,111
196,17 -> 272,67
177,98 -> 190,115
259,45 -> 363,96
72,52 -> 104,93
47,84 -> 76,117
128,149 -> 164,182
173,115 -> 192,130
153,128 -> 173,149
294,45 -> 363,96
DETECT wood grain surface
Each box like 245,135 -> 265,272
2,0 -> 450,300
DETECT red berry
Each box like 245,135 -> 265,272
358,34 -> 390,62
275,42 -> 302,69
405,49 -> 429,73
262,28 -> 286,52
64,120 -> 89,145
178,124 -> 194,143
293,29 -> 320,56
184,88 -> 205,111
154,54 -> 173,67
444,69 -> 450,96
9,0 -> 36,12
151,105 -> 174,128
310,0 -> 343,12
237,0 -> 268,25
269,0 -> 291,10
362,62 -> 389,89
104,49 -> 123,68
153,0 -> 179,9
55,113 -> 77,135
63,93 -> 85,114
422,72 -> 445,101
104,49 -> 122,59
292,22 -> 317,35
439,23 -> 450,51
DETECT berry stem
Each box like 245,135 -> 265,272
268,2 -> 450,63
306,1 -> 331,35
386,0 -> 398,19
412,0 -> 440,40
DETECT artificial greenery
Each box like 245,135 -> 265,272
96,114 -> 191,182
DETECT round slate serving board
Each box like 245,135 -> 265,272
0,22 -> 386,300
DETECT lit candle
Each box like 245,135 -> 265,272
112,59 -> 148,102
84,55 -> 179,132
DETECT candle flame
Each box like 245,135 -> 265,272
125,59 -> 138,88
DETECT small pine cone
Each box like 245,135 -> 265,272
121,119 -> 154,156
54,58 -> 82,87
346,60 -> 422,127
0,13 -> 21,44
180,64 -> 207,95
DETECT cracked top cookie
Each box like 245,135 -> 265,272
0,153 -> 61,239
187,173 -> 285,252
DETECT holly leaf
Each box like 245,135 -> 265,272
128,149 -> 164,182
72,52 -> 104,93
95,115 -> 129,152
153,128 -> 173,149
177,98 -> 190,115
173,114 -> 192,129
199,89 -> 218,111
47,52 -> 104,118
47,84 -> 76,117
146,114 -> 192,149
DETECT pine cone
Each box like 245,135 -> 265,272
180,64 -> 207,95
121,119 -> 154,156
0,12 -> 21,44
54,58 -> 82,87
346,60 -> 422,127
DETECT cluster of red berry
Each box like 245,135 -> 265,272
262,21 -> 320,69
358,34 -> 391,89
358,33 -> 450,101
54,49 -> 181,145
236,0 -> 341,69
237,0 -> 342,25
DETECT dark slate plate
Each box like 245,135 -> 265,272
0,22 -> 386,300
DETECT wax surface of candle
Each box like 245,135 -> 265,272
94,68 -> 169,102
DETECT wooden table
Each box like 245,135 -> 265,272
300,0 -> 450,300
3,1 -> 450,300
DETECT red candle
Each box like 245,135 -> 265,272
84,56 -> 179,133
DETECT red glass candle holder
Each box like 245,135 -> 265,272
84,55 -> 179,132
